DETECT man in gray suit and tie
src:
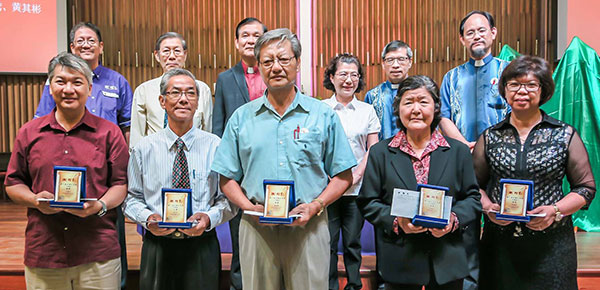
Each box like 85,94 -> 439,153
212,17 -> 267,290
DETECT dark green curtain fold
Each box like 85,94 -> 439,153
541,37 -> 600,231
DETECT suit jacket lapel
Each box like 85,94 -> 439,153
232,62 -> 250,102
427,146 -> 450,186
388,147 -> 418,190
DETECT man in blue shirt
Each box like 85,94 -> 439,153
211,28 -> 356,290
34,22 -> 132,289
439,11 -> 509,290
364,40 -> 413,140
35,22 -> 133,137
439,11 -> 510,149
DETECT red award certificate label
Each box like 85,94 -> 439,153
55,170 -> 82,202
163,192 -> 189,223
419,187 -> 445,219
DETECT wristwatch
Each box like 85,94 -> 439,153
313,198 -> 325,216
97,200 -> 107,217
552,204 -> 563,222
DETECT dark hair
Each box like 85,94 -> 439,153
155,32 -> 187,51
381,40 -> 413,59
499,55 -> 555,106
69,22 -> 102,43
323,54 -> 366,93
460,10 -> 495,35
235,17 -> 268,39
392,75 -> 441,133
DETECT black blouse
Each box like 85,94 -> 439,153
473,111 -> 595,233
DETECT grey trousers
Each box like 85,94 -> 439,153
239,212 -> 329,290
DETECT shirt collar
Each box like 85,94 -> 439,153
469,53 -> 494,67
492,110 -> 561,131
92,64 -> 104,79
384,80 -> 400,90
388,129 -> 450,158
254,87 -> 309,115
165,125 -> 196,151
241,61 -> 258,74
39,108 -> 97,132
326,94 -> 357,111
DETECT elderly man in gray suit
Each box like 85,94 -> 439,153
212,17 -> 267,290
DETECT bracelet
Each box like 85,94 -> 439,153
313,198 -> 325,216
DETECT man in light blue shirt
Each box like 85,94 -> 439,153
124,68 -> 234,290
211,28 -> 356,290
364,40 -> 413,140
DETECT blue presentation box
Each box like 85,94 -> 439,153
259,179 -> 297,225
50,166 -> 87,209
495,179 -> 534,223
412,184 -> 451,229
158,188 -> 193,229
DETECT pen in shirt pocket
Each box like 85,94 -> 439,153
193,169 -> 196,179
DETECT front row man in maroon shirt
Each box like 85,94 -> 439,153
4,52 -> 129,290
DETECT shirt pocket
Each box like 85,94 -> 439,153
99,91 -> 118,120
291,131 -> 323,167
191,170 -> 210,210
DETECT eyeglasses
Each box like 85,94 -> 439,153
260,56 -> 294,69
335,71 -> 360,81
164,90 -> 198,100
160,48 -> 184,57
505,81 -> 540,92
383,56 -> 410,65
464,27 -> 489,39
74,38 -> 98,46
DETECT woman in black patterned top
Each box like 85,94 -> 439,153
472,55 -> 595,290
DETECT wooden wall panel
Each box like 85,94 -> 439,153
312,0 -> 553,101
70,0 -> 297,94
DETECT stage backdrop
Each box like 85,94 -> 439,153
0,0 -> 555,152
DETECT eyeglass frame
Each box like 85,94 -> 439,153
334,71 -> 361,81
463,27 -> 489,39
159,48 -> 185,57
504,81 -> 541,92
383,56 -> 411,65
259,56 -> 295,69
164,90 -> 199,100
74,38 -> 98,47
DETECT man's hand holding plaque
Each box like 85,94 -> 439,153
146,213 -> 176,236
180,212 -> 211,237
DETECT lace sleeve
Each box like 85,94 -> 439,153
566,129 -> 596,209
472,133 -> 490,191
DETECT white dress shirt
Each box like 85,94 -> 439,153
124,126 -> 235,230
130,76 -> 213,148
322,95 -> 381,196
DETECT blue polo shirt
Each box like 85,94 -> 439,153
35,64 -> 133,128
211,90 -> 357,205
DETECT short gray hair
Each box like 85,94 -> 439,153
48,52 -> 93,84
155,32 -> 187,51
159,68 -> 199,95
381,40 -> 413,60
254,28 -> 302,61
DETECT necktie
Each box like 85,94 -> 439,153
172,138 -> 190,188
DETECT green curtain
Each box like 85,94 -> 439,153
497,44 -> 520,61
541,36 -> 600,231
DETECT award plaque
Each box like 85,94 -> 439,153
412,184 -> 450,229
496,179 -> 534,222
50,166 -> 87,208
259,180 -> 297,224
158,188 -> 193,229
